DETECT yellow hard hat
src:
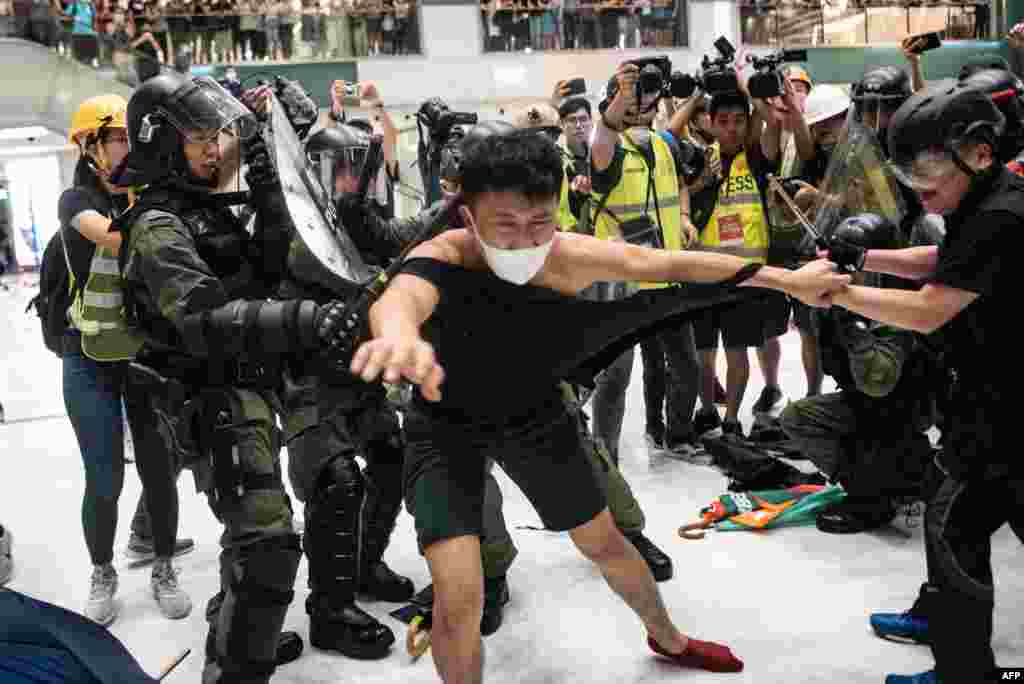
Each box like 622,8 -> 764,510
784,65 -> 814,90
69,94 -> 128,148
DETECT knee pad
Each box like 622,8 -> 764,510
213,534 -> 301,676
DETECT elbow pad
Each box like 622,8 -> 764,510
181,299 -> 321,357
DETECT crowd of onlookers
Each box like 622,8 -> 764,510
480,0 -> 684,52
0,0 -> 422,70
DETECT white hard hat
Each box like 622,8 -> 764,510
804,84 -> 851,126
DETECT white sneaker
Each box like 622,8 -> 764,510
151,559 -> 192,620
0,525 -> 12,586
86,565 -> 119,625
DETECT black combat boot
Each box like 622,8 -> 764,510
305,465 -> 395,660
359,471 -> 414,602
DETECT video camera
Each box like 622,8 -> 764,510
672,37 -> 741,99
746,49 -> 810,99
417,98 -> 478,146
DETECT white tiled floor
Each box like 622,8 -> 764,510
2,278 -> 1021,683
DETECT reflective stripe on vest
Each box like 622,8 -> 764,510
70,245 -> 144,361
699,147 -> 769,264
592,133 -> 682,290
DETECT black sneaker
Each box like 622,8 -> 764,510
752,385 -> 784,415
645,423 -> 666,450
816,498 -> 897,534
721,419 -> 744,439
694,409 -> 722,437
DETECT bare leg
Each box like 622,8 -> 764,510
569,509 -> 686,652
426,535 -> 485,684
723,348 -> 750,423
799,328 -> 823,397
756,336 -> 782,389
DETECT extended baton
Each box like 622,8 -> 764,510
765,174 -> 827,249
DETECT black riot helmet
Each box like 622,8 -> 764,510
111,72 -> 257,189
305,123 -> 385,204
851,66 -> 912,153
958,68 -> 1024,163
439,120 -> 516,193
887,80 -> 1004,188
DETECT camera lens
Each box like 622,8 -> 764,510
639,65 -> 663,94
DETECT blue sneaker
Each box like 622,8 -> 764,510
885,670 -> 938,684
870,610 -> 930,644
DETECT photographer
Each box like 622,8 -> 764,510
590,60 -> 702,460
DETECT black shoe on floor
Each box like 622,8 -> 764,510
816,499 -> 897,534
308,598 -> 395,659
645,423 -> 666,450
694,409 -> 722,437
721,419 -> 744,439
206,628 -> 304,667
752,385 -> 784,414
625,532 -> 673,582
481,576 -> 510,637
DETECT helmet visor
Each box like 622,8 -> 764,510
310,146 -> 369,202
888,148 -> 960,191
161,76 -> 258,144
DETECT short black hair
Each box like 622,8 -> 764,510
558,97 -> 592,120
709,92 -> 750,120
459,129 -> 564,205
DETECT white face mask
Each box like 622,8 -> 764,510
472,227 -> 554,285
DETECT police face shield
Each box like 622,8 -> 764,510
159,76 -> 258,145
309,145 -> 369,203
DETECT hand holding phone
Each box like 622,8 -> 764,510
902,32 -> 942,56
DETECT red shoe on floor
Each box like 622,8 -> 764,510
647,635 -> 744,673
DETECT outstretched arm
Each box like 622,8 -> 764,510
829,283 -> 976,335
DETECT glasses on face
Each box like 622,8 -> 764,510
182,129 -> 222,146
563,115 -> 591,129
889,149 -> 959,190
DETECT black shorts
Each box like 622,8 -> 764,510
791,299 -> 819,335
402,404 -> 607,551
693,290 -> 790,350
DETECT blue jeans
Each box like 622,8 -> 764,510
62,333 -> 150,565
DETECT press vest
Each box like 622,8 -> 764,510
694,147 -> 769,264
591,132 -> 682,290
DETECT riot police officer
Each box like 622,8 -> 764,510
110,71 -> 364,683
268,121 -> 437,659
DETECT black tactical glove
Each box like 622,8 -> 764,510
827,236 -> 867,273
244,137 -> 278,191
315,298 -> 364,357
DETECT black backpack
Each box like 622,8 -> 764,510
26,229 -> 77,357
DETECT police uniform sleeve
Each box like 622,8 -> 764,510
337,197 -> 446,260
930,209 -> 1015,297
127,209 -> 321,357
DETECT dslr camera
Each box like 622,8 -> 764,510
626,56 -> 694,103
417,98 -> 479,147
746,49 -> 810,99
673,37 -> 740,99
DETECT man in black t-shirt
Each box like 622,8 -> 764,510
824,82 -> 1021,684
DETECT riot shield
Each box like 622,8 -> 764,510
266,94 -> 377,290
810,116 -> 906,241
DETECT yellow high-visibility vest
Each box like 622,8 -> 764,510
591,132 -> 682,290
693,147 -> 769,264
69,243 -> 144,361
